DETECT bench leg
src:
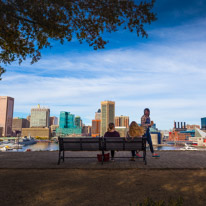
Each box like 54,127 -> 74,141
102,149 -> 104,165
143,150 -> 147,165
58,150 -> 61,165
63,150 -> 65,162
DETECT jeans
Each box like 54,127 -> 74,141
145,128 -> 154,153
111,150 -> 115,158
131,150 -> 136,157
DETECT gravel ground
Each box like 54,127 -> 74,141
0,169 -> 205,206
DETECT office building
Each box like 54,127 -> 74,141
0,127 -> 3,137
75,116 -> 82,128
82,125 -> 92,136
22,128 -> 51,139
30,105 -> 50,128
0,96 -> 14,136
49,116 -> 58,126
91,120 -> 101,137
115,126 -> 128,137
56,111 -> 82,136
100,101 -> 115,136
95,109 -> 101,120
12,118 -> 30,135
201,117 -> 206,130
115,115 -> 129,128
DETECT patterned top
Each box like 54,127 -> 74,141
141,115 -> 151,131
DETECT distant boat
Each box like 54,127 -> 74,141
19,136 -> 37,146
180,143 -> 197,151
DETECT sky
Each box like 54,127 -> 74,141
1,0 -> 206,130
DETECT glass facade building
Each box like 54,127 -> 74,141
201,117 -> 206,130
57,111 -> 82,136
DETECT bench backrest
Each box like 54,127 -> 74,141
104,137 -> 143,151
59,137 -> 102,151
59,137 -> 144,151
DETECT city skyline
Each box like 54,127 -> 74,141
1,97 -> 205,130
1,0 -> 206,129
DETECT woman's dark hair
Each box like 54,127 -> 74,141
144,108 -> 150,115
108,123 -> 115,131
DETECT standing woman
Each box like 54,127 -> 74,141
104,123 -> 120,161
141,108 -> 159,157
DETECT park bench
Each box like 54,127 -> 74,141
58,136 -> 147,165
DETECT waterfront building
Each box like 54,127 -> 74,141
95,109 -> 101,120
115,115 -> 129,128
56,111 -> 82,136
91,120 -> 101,137
21,128 -> 51,139
194,128 -> 206,146
12,118 -> 30,135
186,124 -> 200,130
30,105 -> 50,128
49,116 -> 58,126
100,101 -> 115,136
0,96 -> 14,137
50,125 -> 59,137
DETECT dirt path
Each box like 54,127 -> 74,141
0,169 -> 205,206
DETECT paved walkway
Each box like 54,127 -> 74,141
0,151 -> 205,169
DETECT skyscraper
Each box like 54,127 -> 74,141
100,101 -> 115,136
0,96 -> 14,136
30,105 -> 50,128
115,115 -> 129,128
91,119 -> 101,137
95,109 -> 101,120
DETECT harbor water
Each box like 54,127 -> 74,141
1,141 -> 206,152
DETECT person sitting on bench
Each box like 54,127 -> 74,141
126,121 -> 144,161
104,123 -> 120,161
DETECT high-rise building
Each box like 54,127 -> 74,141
91,120 -> 101,137
56,111 -> 82,136
95,109 -> 101,120
0,96 -> 14,136
115,115 -> 129,128
75,116 -> 82,128
201,117 -> 206,130
49,116 -> 58,126
100,101 -> 115,136
12,118 -> 30,135
30,105 -> 50,128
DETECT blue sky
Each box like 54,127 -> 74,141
1,0 -> 206,130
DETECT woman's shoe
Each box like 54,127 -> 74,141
152,153 -> 160,157
136,153 -> 142,158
